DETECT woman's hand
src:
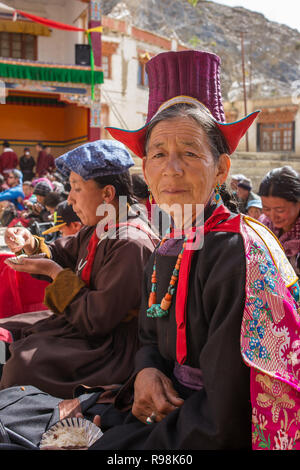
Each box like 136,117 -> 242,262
4,227 -> 36,254
4,256 -> 63,281
132,367 -> 184,424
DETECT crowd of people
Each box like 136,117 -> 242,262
229,168 -> 300,276
0,141 -> 79,239
1,139 -> 298,276
0,50 -> 299,452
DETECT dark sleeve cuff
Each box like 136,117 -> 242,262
113,346 -> 172,411
134,344 -> 171,376
44,268 -> 86,314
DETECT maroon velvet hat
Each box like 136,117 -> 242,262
106,50 -> 260,157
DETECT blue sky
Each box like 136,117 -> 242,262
211,0 -> 300,32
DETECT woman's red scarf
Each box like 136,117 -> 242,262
175,204 -> 241,364
81,222 -> 156,286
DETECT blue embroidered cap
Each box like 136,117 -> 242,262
55,140 -> 134,180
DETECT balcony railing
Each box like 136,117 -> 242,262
0,57 -> 103,85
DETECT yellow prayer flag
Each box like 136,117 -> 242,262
85,26 -> 103,33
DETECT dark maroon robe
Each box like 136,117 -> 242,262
35,151 -> 50,177
0,150 -> 18,175
0,219 -> 159,398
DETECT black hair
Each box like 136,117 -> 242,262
145,103 -> 238,213
94,171 -> 135,205
132,173 -> 149,200
44,191 -> 64,208
3,141 -> 10,148
258,166 -> 300,203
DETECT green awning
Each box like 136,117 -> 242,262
0,62 -> 104,85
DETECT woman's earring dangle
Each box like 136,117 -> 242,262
214,182 -> 222,206
148,186 -> 153,204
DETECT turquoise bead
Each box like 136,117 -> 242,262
147,304 -> 169,318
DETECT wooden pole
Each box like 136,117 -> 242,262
240,31 -> 249,151
88,0 -> 102,141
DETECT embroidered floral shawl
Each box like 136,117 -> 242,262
175,206 -> 300,450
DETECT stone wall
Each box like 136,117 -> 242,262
229,152 -> 300,193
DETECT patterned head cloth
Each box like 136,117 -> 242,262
55,139 -> 134,180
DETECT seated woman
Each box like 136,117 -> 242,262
0,140 -> 158,399
90,51 -> 300,450
258,166 -> 300,276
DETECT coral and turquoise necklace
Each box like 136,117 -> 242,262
147,187 -> 222,319
147,229 -> 188,318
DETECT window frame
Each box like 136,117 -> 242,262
0,31 -> 37,60
101,42 -> 118,81
257,121 -> 295,152
137,60 -> 148,87
102,54 -> 112,80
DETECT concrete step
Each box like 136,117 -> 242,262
233,152 -> 300,162
230,152 -> 300,192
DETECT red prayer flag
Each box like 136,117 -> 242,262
16,9 -> 86,32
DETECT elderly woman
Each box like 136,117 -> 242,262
259,166 -> 300,276
0,140 -> 158,399
90,51 -> 300,451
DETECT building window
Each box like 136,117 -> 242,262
101,42 -> 118,80
102,55 -> 111,79
138,61 -> 148,87
258,122 -> 295,152
0,32 -> 37,60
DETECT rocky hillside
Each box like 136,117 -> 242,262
102,0 -> 300,102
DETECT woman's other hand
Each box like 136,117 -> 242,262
4,227 -> 36,254
4,256 -> 63,281
132,367 -> 184,424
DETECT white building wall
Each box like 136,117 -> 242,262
28,0 -> 86,64
38,1 -> 84,64
1,0 -> 88,63
101,32 -> 173,132
101,36 -> 144,131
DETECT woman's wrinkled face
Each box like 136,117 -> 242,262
143,117 -> 230,211
261,196 -> 300,232
67,171 -> 105,226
